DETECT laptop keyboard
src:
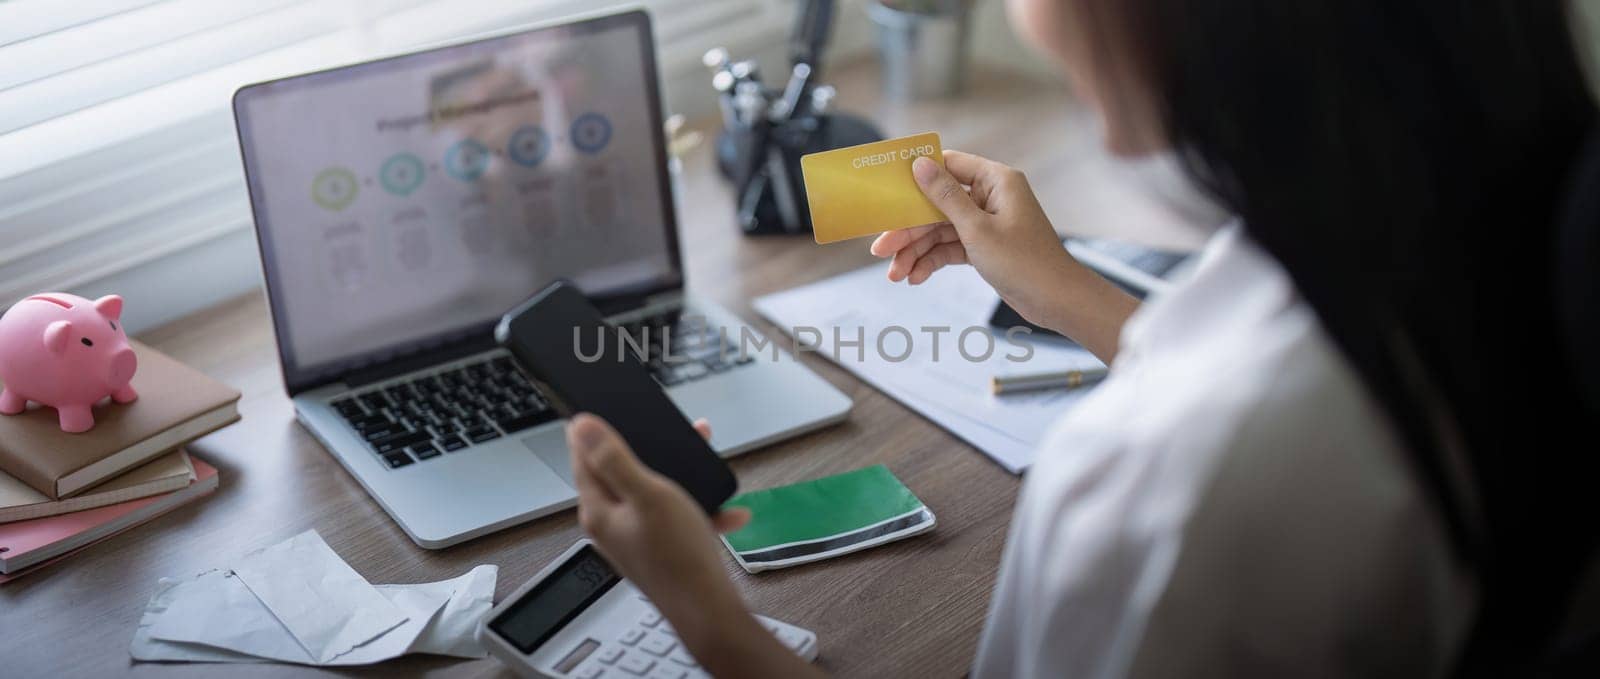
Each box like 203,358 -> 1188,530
330,355 -> 557,469
329,310 -> 760,470
617,309 -> 755,387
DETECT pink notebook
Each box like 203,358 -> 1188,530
0,457 -> 218,581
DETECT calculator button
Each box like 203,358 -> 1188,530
596,646 -> 625,665
639,634 -> 675,657
667,647 -> 698,667
638,610 -> 662,627
617,654 -> 655,675
646,667 -> 687,679
618,628 -> 645,646
571,664 -> 605,679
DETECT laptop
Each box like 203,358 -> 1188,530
232,9 -> 851,549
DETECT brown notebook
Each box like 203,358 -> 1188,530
0,340 -> 239,499
0,449 -> 195,523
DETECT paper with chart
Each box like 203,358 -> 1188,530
754,263 -> 1105,472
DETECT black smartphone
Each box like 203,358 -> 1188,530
495,281 -> 737,514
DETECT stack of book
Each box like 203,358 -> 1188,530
0,341 -> 239,582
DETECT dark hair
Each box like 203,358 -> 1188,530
1078,0 -> 1597,673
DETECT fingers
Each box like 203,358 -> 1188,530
912,157 -> 987,226
711,506 -> 752,534
870,223 -> 943,257
572,464 -> 618,545
941,149 -> 988,186
692,418 -> 712,441
888,226 -> 960,282
569,422 -> 619,535
567,413 -> 654,498
571,446 -> 619,503
908,242 -> 969,284
943,150 -> 1017,211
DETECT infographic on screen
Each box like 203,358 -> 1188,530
238,22 -> 674,374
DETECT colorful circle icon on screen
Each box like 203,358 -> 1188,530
570,113 -> 612,154
380,153 -> 426,196
311,167 -> 358,211
444,139 -> 491,181
508,125 -> 552,167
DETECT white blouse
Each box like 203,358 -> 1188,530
972,226 -> 1477,678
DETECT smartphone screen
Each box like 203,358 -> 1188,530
495,281 -> 736,513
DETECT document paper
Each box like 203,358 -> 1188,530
130,530 -> 496,666
754,262 -> 1105,472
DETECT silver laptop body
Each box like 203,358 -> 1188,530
233,10 -> 850,548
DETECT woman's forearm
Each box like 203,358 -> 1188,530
1033,259 -> 1141,365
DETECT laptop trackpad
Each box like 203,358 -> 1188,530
522,430 -> 575,488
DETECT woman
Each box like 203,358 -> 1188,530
565,0 -> 1597,676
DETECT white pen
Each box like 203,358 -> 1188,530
990,367 -> 1109,395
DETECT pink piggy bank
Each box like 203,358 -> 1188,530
0,293 -> 138,433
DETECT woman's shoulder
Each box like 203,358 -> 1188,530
1086,225 -> 1400,470
1130,298 -> 1436,550
1212,309 -> 1404,471
1124,316 -> 1476,676
1001,307 -> 1474,677
1015,225 -> 1477,675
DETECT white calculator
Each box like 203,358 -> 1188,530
478,539 -> 819,678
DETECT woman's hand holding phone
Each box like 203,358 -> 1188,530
567,414 -> 823,678
870,150 -> 1141,364
567,414 -> 747,597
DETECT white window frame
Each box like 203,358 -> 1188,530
0,0 -> 877,333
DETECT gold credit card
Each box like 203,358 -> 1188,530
802,132 -> 948,244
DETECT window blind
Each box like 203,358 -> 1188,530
0,0 -> 786,326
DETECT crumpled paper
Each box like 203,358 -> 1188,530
129,530 -> 496,666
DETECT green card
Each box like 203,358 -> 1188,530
720,465 -> 936,573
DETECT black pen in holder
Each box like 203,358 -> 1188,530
706,0 -> 883,236
718,110 -> 883,236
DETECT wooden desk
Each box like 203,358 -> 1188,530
0,59 -> 1195,677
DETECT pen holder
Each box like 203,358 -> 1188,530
715,112 -> 882,236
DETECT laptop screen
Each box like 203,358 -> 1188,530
234,11 -> 680,391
